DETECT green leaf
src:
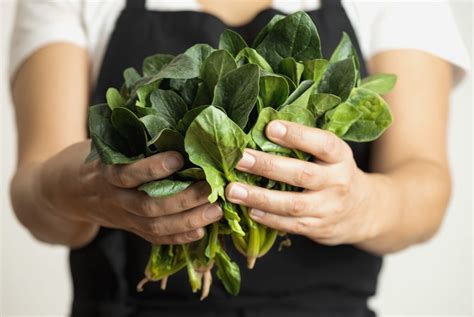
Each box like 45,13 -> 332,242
192,82 -> 212,108
139,179 -> 192,198
360,74 -> 397,94
251,104 -> 314,154
136,81 -> 161,107
341,88 -> 393,142
235,48 -> 273,72
176,105 -> 209,135
322,102 -> 362,137
330,32 -> 360,71
318,57 -> 356,101
222,200 -> 245,236
219,29 -> 248,57
308,93 -> 341,118
184,43 -> 215,66
201,50 -> 237,96
169,78 -> 200,106
106,88 -> 125,110
91,134 -> 142,164
153,128 -> 185,154
278,57 -> 304,86
256,11 -> 322,70
259,74 -> 289,109
184,106 -> 250,202
139,115 -> 170,144
212,64 -> 260,129
123,67 -> 142,90
252,14 -> 285,47
176,167 -> 205,180
145,54 -> 200,85
150,89 -> 188,128
215,247 -> 241,296
142,54 -> 175,77
282,80 -> 314,108
302,59 -> 329,86
110,107 -> 147,156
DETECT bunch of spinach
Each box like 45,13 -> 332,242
87,11 -> 396,300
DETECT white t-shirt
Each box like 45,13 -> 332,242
10,0 -> 470,87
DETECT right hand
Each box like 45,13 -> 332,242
39,141 -> 223,247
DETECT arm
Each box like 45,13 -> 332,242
10,44 -> 222,248
224,50 -> 452,255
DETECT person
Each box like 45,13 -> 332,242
9,0 -> 469,316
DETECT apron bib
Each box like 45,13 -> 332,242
71,1 -> 380,316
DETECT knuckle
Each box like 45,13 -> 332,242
177,195 -> 193,211
294,165 -> 315,187
144,161 -> 164,179
288,197 -> 307,217
295,217 -> 312,234
111,167 -> 131,187
147,220 -> 163,236
139,198 -> 156,217
321,133 -> 337,157
184,214 -> 200,232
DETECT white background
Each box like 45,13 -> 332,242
0,1 -> 472,316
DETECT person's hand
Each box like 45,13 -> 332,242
39,141 -> 223,246
225,120 -> 378,246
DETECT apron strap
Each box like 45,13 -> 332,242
320,0 -> 342,8
126,0 -> 145,10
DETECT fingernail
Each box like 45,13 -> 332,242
237,151 -> 256,169
268,121 -> 287,139
206,205 -> 223,220
228,184 -> 248,200
250,209 -> 265,218
164,155 -> 183,171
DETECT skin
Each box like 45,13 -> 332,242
11,4 -> 452,255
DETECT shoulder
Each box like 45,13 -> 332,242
342,0 -> 470,85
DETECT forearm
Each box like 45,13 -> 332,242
10,154 -> 98,248
357,159 -> 450,255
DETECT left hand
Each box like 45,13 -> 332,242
225,120 -> 378,246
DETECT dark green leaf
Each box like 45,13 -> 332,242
212,64 -> 260,129
302,59 -> 328,85
184,43 -> 215,66
360,74 -> 397,94
145,54 -> 200,85
330,32 -> 359,71
215,247 -> 241,296
235,48 -> 273,72
192,82 -> 212,108
201,50 -> 237,96
153,128 -> 185,154
259,74 -> 289,109
139,115 -> 171,144
169,78 -> 200,106
219,29 -> 248,57
341,88 -> 393,141
111,107 -> 147,156
278,57 -> 304,86
138,179 -> 192,198
143,54 -> 175,77
136,80 -> 160,107
176,167 -> 205,180
318,57 -> 356,101
282,80 -> 314,108
123,67 -> 141,90
256,11 -> 322,70
150,89 -> 188,128
176,105 -> 209,135
252,14 -> 285,47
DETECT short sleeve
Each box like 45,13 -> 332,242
345,0 -> 471,87
9,0 -> 87,80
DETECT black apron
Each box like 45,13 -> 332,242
71,1 -> 381,316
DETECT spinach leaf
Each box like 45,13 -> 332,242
153,128 -> 185,154
111,107 -> 147,156
322,102 -> 362,137
143,54 -> 175,77
360,74 -> 397,94
145,54 -> 200,85
281,79 -> 314,108
318,57 -> 356,101
252,14 -> 285,47
330,33 -> 359,71
215,246 -> 241,296
184,106 -> 250,201
139,115 -> 170,144
219,29 -> 248,57
212,64 -> 260,129
235,48 -> 273,72
124,67 -> 142,91
176,105 -> 209,135
302,59 -> 328,86
150,89 -> 188,128
201,50 -> 237,96
184,43 -> 215,66
341,88 -> 393,142
308,93 -> 341,118
106,88 -> 125,110
259,74 -> 289,109
278,57 -> 304,86
139,179 -> 193,198
222,200 -> 245,236
256,11 -> 322,70
136,81 -> 161,107
169,78 -> 200,107
177,167 -> 205,180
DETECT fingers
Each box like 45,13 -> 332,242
265,120 -> 350,163
114,181 -> 211,217
137,228 -> 207,245
236,149 -> 330,190
128,203 -> 223,240
226,182 -> 322,217
248,209 -> 322,236
101,151 -> 184,188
